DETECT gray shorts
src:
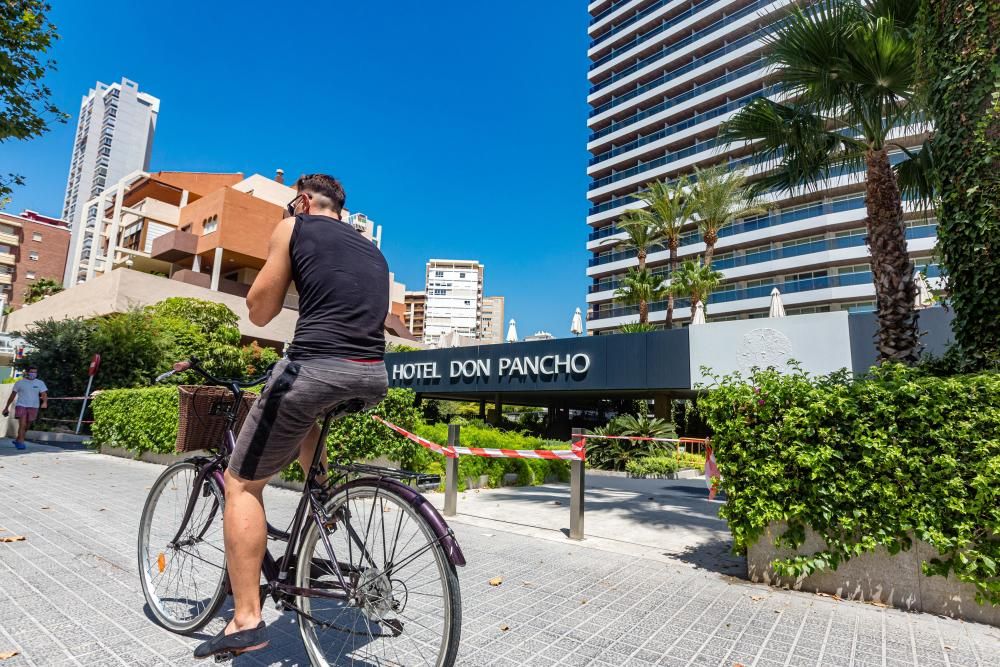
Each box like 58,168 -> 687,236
229,357 -> 388,481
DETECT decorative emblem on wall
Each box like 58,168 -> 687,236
737,328 -> 793,373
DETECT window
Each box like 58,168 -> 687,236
433,289 -> 446,296
435,271 -> 444,278
203,215 -> 219,234
26,271 -> 35,280
28,251 -> 38,261
459,272 -> 466,278
786,270 -> 828,282
32,232 -> 42,242
835,228 -> 866,239
843,301 -> 876,313
782,235 -> 825,248
837,264 -> 870,275
745,278 -> 773,289
180,224 -> 192,232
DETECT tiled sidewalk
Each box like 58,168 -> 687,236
1,443 -> 997,666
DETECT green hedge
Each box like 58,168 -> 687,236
412,422 -> 571,491
92,387 -> 179,453
625,453 -> 706,478
698,363 -> 1000,604
90,387 -> 571,490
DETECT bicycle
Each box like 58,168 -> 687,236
137,358 -> 465,665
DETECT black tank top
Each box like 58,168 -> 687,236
286,214 -> 389,361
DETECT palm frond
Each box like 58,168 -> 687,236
720,98 -> 866,195
894,139 -> 936,211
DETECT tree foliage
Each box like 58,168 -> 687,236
699,363 -> 1000,604
687,166 -> 767,266
22,277 -> 62,304
668,258 -> 723,313
613,267 -> 667,324
917,0 -> 1000,368
721,0 -> 926,363
0,1 -> 67,206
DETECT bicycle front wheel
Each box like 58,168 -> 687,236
296,482 -> 462,666
138,460 -> 228,634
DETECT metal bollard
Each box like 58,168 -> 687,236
569,427 -> 585,540
443,424 -> 459,517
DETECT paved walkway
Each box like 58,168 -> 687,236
426,473 -> 744,576
1,441 -> 998,666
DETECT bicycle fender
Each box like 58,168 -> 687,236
339,477 -> 467,567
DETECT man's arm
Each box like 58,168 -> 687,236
39,391 -> 47,410
246,217 -> 295,326
3,387 -> 17,416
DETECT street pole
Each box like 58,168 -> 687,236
76,354 -> 101,434
444,425 -> 459,517
570,427 -> 585,540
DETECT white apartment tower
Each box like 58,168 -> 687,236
585,0 -> 935,332
62,78 -> 159,285
423,260 -> 484,345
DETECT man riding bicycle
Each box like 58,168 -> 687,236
195,174 -> 390,660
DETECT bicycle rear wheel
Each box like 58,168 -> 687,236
296,482 -> 462,666
138,460 -> 228,634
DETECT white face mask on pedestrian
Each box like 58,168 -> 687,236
25,372 -> 37,380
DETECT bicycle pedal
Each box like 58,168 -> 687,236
213,651 -> 235,663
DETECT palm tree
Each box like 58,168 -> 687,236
668,258 -> 723,315
630,178 -> 695,328
720,0 -> 925,362
606,211 -> 663,271
614,268 -> 668,325
688,165 -> 767,267
23,278 -> 63,304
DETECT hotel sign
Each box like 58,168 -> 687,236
386,330 -> 691,395
391,353 -> 592,381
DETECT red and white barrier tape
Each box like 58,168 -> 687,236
372,415 -> 585,461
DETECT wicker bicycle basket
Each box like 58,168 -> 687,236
175,385 -> 257,453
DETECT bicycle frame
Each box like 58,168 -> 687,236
166,388 -> 465,613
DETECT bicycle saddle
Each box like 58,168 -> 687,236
326,399 -> 367,419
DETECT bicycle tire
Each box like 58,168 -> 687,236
138,460 -> 229,634
295,481 -> 462,666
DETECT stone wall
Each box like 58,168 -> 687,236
748,522 -> 999,627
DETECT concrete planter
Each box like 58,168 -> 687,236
749,522 -> 1000,627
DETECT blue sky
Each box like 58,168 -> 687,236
0,1 -> 591,337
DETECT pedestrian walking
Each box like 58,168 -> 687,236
3,366 -> 48,450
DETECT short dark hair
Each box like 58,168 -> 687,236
295,174 -> 346,215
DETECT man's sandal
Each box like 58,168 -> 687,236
193,621 -> 268,662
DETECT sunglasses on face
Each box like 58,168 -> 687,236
286,193 -> 309,217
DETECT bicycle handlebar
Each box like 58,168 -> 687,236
154,357 -> 273,389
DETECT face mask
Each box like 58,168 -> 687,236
26,372 -> 37,380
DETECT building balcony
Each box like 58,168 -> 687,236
589,59 -> 768,144
150,229 -> 198,262
0,252 -> 15,266
0,232 -> 19,246
0,273 -> 12,286
590,0 -> 729,70
589,0 -> 778,97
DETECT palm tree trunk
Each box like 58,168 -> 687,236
637,249 -> 646,272
703,231 -> 718,267
639,298 -> 649,324
665,242 -> 678,328
865,148 -> 919,362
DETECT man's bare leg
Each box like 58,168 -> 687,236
222,469 -> 269,634
297,423 -> 327,484
16,415 -> 28,443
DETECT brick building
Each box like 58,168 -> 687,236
0,210 -> 71,309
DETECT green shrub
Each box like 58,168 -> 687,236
412,422 -> 571,491
625,453 -> 706,477
698,363 -> 1000,604
91,386 -> 178,454
586,414 -> 678,471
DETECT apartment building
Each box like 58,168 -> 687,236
423,260 -> 484,345
0,211 -> 72,310
584,0 -> 936,333
404,291 -> 426,340
479,295 -> 505,343
62,78 -> 159,286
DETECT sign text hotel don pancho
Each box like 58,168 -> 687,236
391,353 -> 592,381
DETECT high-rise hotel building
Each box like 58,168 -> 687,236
423,260 -> 485,345
584,0 -> 936,334
62,78 -> 159,286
